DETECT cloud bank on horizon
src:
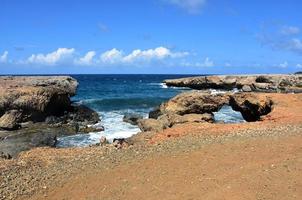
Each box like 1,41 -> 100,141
0,0 -> 302,74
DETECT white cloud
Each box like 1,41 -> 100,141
100,48 -> 123,64
297,64 -> 302,68
0,51 -> 8,63
196,57 -> 214,67
15,46 -> 189,67
287,38 -> 302,54
166,0 -> 207,14
258,24 -> 302,55
98,23 -> 109,33
182,57 -> 214,67
225,62 -> 231,67
75,51 -> 96,65
279,61 -> 288,68
27,48 -> 75,65
100,47 -> 188,64
123,47 -> 186,62
281,26 -> 300,35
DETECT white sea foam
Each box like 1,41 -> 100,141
57,110 -> 143,147
213,105 -> 245,123
160,83 -> 168,88
209,88 -> 240,95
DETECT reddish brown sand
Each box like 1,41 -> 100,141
1,93 -> 302,200
29,134 -> 302,200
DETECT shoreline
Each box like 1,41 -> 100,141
1,74 -> 302,199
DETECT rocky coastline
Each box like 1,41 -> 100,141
0,76 -> 101,158
1,74 -> 302,199
163,74 -> 302,93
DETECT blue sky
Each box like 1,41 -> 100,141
0,0 -> 302,74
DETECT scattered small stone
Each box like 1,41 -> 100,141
0,152 -> 12,159
242,85 -> 252,92
100,136 -> 108,146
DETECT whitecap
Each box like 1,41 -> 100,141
213,105 -> 245,123
57,110 -> 144,147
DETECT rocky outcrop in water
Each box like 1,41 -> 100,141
138,91 -> 273,133
0,76 -> 101,158
123,114 -> 143,125
163,74 -> 302,93
159,91 -> 229,115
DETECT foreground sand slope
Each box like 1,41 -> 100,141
30,130 -> 302,200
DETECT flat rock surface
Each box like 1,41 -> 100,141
0,76 -> 78,115
0,76 -> 77,94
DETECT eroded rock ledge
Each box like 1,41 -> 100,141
138,91 -> 273,132
163,74 -> 302,93
0,76 -> 101,158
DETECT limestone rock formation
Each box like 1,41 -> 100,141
0,110 -> 22,130
229,93 -> 273,121
159,91 -> 229,115
0,76 -> 78,124
138,119 -> 166,132
0,76 -> 101,157
141,91 -> 274,133
163,74 -> 302,93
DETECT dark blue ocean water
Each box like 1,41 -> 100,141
57,75 -> 244,147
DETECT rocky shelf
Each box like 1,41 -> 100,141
163,74 -> 302,93
0,76 -> 101,158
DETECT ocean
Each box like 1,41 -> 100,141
57,74 -> 244,147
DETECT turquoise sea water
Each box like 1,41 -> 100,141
57,75 -> 244,147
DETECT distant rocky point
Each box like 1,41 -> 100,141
163,74 -> 302,93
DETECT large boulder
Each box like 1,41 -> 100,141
229,93 -> 273,122
159,91 -> 229,115
69,104 -> 99,124
137,119 -> 165,132
0,110 -> 22,130
157,113 -> 213,128
123,114 -> 143,125
0,76 -> 78,122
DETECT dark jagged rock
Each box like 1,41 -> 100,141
123,114 -> 143,125
163,74 -> 302,93
112,138 -> 132,149
148,106 -> 162,119
69,104 -> 99,124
